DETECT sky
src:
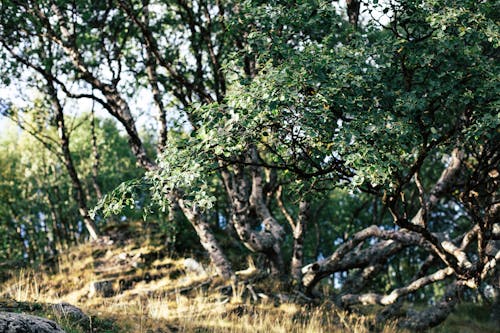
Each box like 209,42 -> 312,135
0,88 -> 11,135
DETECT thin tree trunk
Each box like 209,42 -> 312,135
346,0 -> 361,27
142,1 -> 168,154
90,106 -> 103,201
291,200 -> 310,281
47,82 -> 99,240
178,199 -> 233,279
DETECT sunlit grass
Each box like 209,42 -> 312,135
1,267 -> 385,332
1,264 -> 403,333
0,236 -> 488,333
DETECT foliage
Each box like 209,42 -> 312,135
0,0 -> 498,330
0,113 -> 144,262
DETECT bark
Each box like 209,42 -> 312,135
1,2 -> 238,279
117,0 -> 214,104
276,186 -> 310,280
90,106 -> 103,201
249,152 -> 286,274
301,145 -> 497,328
47,82 -> 99,240
291,200 -> 310,281
45,2 -> 155,171
410,149 -> 463,227
220,149 -> 285,276
47,1 -> 235,277
341,267 -> 454,306
200,1 -> 226,101
342,263 -> 385,295
346,0 -> 361,27
388,149 -> 477,279
397,282 -> 464,330
301,226 -> 422,294
178,199 -> 233,279
142,1 -> 168,154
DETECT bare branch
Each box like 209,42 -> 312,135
276,185 -> 296,229
341,267 -> 454,306
302,225 -> 423,293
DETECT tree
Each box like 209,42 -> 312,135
1,95 -> 100,239
0,112 -> 144,261
1,0 -> 498,329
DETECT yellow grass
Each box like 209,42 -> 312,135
0,238 -> 404,333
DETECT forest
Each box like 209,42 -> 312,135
0,0 -> 498,332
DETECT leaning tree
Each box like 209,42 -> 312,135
1,0 -> 498,329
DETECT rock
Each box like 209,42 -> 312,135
183,258 -> 206,275
0,312 -> 66,333
89,279 -> 114,298
51,303 -> 90,329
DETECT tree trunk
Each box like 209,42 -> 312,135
221,157 -> 285,276
397,282 -> 464,330
178,199 -> 233,279
301,226 -> 418,294
90,107 -> 103,201
142,2 -> 168,154
346,0 -> 361,27
291,200 -> 310,281
47,82 -> 99,240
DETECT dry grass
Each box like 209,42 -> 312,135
4,263 -> 493,333
1,224 -> 495,333
1,235 -> 404,333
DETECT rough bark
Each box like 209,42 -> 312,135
410,149 -> 463,228
220,150 -> 285,275
341,263 -> 385,295
397,282 -> 464,330
90,107 -> 103,201
292,200 -> 310,281
302,226 -> 422,293
300,145 -> 498,329
178,199 -> 233,279
341,267 -> 454,306
276,186 -> 310,281
142,1 -> 168,154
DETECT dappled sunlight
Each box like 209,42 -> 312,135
0,237 -> 408,332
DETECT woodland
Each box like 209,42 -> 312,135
0,0 -> 499,332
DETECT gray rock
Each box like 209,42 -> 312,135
183,258 -> 206,275
89,279 -> 114,298
50,303 -> 90,329
0,311 -> 66,333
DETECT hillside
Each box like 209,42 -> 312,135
0,222 -> 496,333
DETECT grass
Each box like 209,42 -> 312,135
0,229 -> 495,333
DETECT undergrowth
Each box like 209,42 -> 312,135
0,230 -> 495,333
